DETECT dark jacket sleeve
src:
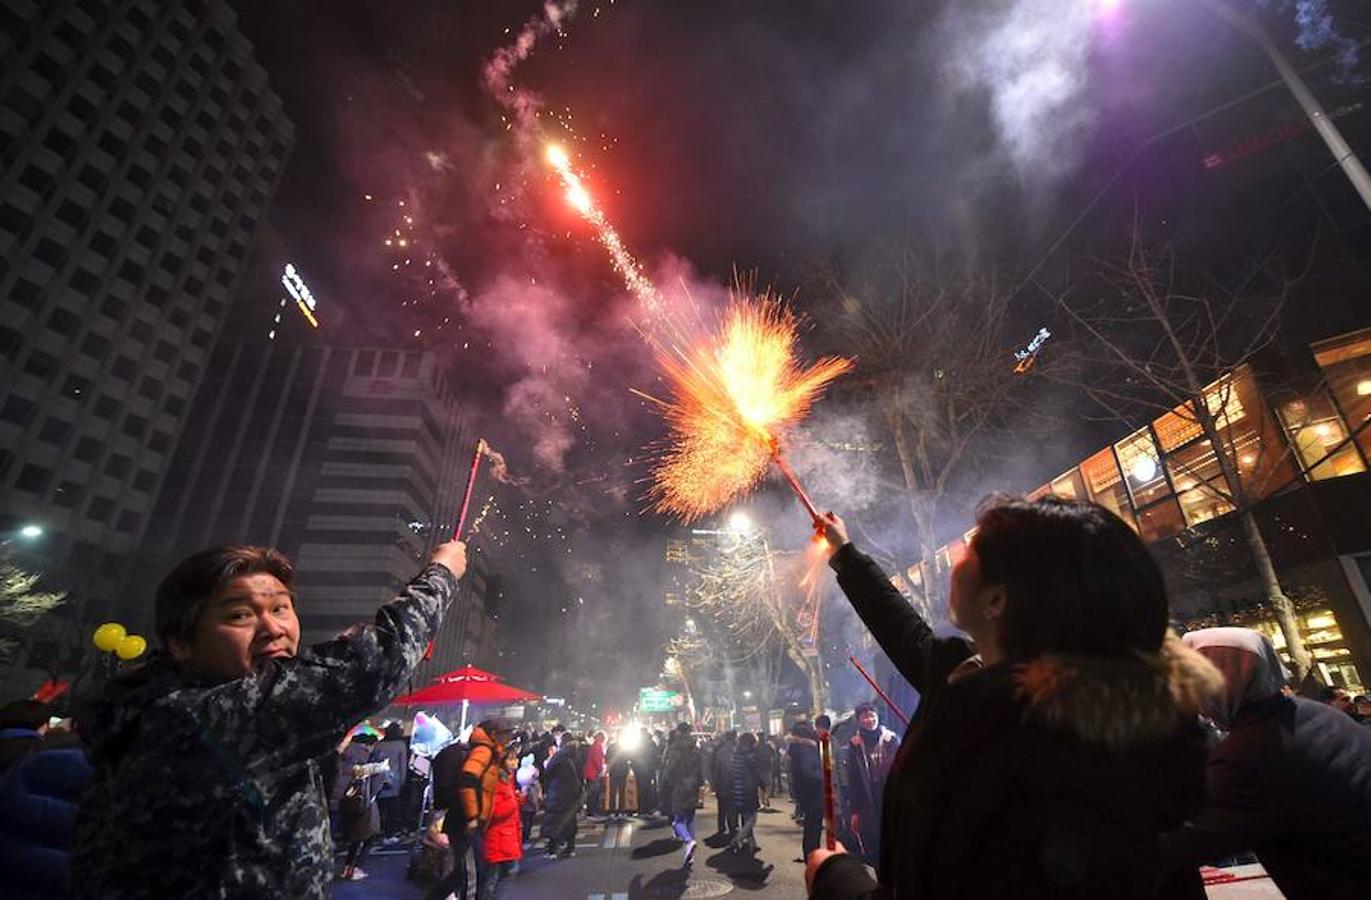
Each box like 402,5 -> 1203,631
809,851 -> 888,900
1158,740 -> 1274,868
173,562 -> 456,772
830,543 -> 964,695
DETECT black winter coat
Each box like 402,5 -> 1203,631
542,745 -> 582,812
1160,695 -> 1371,900
787,734 -> 822,808
728,747 -> 764,812
811,543 -> 1216,900
662,737 -> 704,816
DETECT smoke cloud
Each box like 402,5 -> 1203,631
943,0 -> 1099,183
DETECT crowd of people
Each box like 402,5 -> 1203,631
1,495 -> 1370,899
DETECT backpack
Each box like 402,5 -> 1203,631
431,742 -> 469,811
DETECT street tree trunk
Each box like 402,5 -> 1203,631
1239,509 -> 1314,681
1142,284 -> 1315,683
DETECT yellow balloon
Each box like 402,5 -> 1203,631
115,634 -> 147,661
93,623 -> 126,652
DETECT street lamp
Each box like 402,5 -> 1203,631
728,510 -> 754,534
1103,0 -> 1371,214
18,524 -> 43,540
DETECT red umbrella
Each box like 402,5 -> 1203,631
392,665 -> 541,706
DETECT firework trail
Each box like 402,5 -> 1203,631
483,1 -> 579,135
637,295 -> 852,523
545,144 -> 663,318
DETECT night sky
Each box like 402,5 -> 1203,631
226,0 -> 1370,711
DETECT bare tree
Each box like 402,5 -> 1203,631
681,532 -> 830,715
0,552 -> 67,667
1046,228 -> 1319,679
813,247 -> 1061,615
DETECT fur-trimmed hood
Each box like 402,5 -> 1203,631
1014,633 -> 1225,748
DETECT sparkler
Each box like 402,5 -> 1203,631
819,729 -> 837,851
639,296 -> 851,524
454,440 -> 487,541
849,654 -> 911,728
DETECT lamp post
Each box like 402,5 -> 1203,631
1196,0 -> 1371,214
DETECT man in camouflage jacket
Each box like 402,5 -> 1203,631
72,540 -> 466,898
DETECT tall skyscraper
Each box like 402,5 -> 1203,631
135,342 -> 501,672
0,0 -> 293,567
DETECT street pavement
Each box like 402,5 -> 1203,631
333,795 -> 1286,899
334,793 -> 814,899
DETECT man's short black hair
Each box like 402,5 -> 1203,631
155,545 -> 294,650
854,702 -> 876,717
815,714 -> 832,730
0,699 -> 49,730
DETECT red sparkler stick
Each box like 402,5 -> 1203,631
819,729 -> 837,851
849,655 -> 910,729
453,439 -> 485,540
771,451 -> 822,527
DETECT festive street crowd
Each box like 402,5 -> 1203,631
1,497 -> 1371,898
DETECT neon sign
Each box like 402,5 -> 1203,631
282,262 -> 320,328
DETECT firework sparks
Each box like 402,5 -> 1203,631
544,143 -> 661,315
641,295 -> 852,522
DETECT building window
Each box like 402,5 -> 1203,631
76,332 -> 109,364
34,237 -> 68,269
104,453 -> 131,478
60,374 -> 91,400
69,266 -> 100,294
176,361 -> 199,383
116,510 -> 143,534
38,416 -> 72,446
23,351 -> 60,383
99,295 -> 127,320
1080,447 -> 1136,530
9,278 -> 43,310
132,469 -> 157,493
53,480 -> 85,509
148,430 -> 171,454
86,496 -> 115,524
73,437 -> 101,463
1312,329 -> 1371,461
137,377 -> 161,401
111,356 -> 138,381
0,327 -> 22,362
163,394 -> 185,416
93,396 -> 119,421
14,464 -> 52,494
152,341 -> 176,364
121,414 -> 148,439
129,319 -> 154,344
0,395 -> 38,426
1277,393 -> 1365,482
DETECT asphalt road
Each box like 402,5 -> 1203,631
333,793 -> 815,899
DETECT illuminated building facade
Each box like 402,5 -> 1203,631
907,327 -> 1371,691
128,342 -> 501,670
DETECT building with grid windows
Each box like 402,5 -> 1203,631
129,343 -> 503,675
899,326 -> 1371,693
0,0 -> 292,570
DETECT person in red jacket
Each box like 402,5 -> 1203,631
582,730 -> 607,817
483,751 -> 524,899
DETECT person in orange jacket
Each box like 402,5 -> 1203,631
425,718 -> 514,900
483,750 -> 524,899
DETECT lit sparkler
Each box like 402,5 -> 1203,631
638,295 -> 852,523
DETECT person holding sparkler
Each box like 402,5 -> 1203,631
72,540 -> 466,898
805,497 -> 1223,900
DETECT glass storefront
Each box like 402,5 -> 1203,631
1312,328 -> 1371,461
1182,606 -> 1365,694
1080,447 -> 1136,528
